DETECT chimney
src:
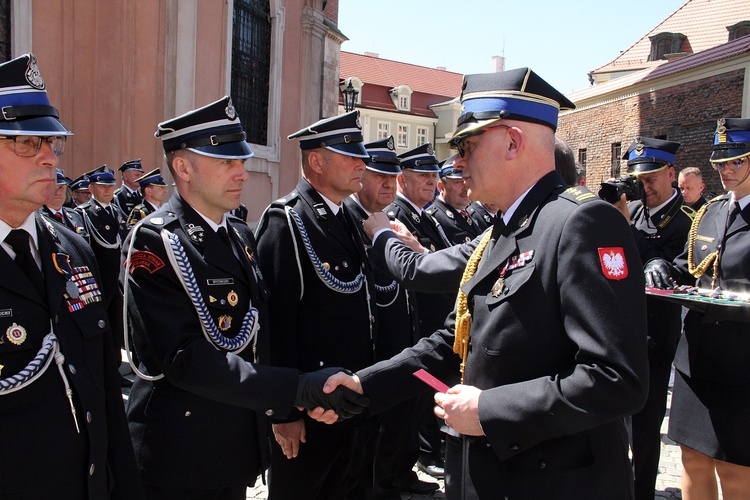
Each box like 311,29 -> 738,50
364,52 -> 380,58
492,56 -> 505,73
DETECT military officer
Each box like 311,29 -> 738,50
69,174 -> 93,207
40,168 -> 87,236
0,53 -> 142,499
255,110 -> 379,499
426,155 -> 482,245
76,164 -> 128,364
114,158 -> 144,216
123,97 -> 367,499
325,67 -> 649,499
126,168 -> 169,228
609,137 -> 693,500
645,118 -> 750,498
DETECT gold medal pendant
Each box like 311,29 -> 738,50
227,290 -> 239,307
491,278 -> 505,297
6,322 -> 27,345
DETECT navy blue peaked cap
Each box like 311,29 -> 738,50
439,154 -> 462,179
711,118 -> 750,162
136,168 -> 167,188
399,143 -> 440,173
119,158 -> 143,172
85,165 -> 117,185
155,96 -> 254,159
450,68 -> 574,146
624,137 -> 680,175
364,136 -> 401,175
288,110 -> 368,158
0,53 -> 72,136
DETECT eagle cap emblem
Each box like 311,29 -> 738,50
426,144 -> 434,156
634,138 -> 645,156
386,137 -> 395,150
25,54 -> 45,90
225,98 -> 237,120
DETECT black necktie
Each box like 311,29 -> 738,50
728,202 -> 742,228
5,229 -> 47,299
217,226 -> 232,249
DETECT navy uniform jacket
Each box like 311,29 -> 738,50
40,205 -> 88,238
466,201 -> 496,232
385,196 -> 455,338
628,194 -> 693,359
255,179 -> 376,424
77,200 -> 128,303
122,193 -> 299,490
343,196 -> 417,359
114,186 -> 142,218
671,195 -> 750,384
426,198 -> 481,245
126,200 -> 157,228
0,214 -> 141,499
359,172 -> 648,499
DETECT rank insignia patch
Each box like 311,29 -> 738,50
598,247 -> 628,280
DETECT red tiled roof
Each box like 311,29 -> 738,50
592,0 -> 750,75
567,35 -> 750,103
340,51 -> 464,98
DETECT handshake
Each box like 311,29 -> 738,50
294,367 -> 367,422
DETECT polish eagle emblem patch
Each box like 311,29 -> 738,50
598,247 -> 628,280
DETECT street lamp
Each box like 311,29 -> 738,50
339,80 -> 359,112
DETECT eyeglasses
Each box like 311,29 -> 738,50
0,135 -> 67,157
451,124 -> 510,158
712,156 -> 748,172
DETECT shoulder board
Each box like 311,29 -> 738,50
708,194 -> 728,204
560,186 -> 598,205
680,205 -> 697,220
140,210 -> 178,229
425,205 -> 438,215
269,191 -> 299,208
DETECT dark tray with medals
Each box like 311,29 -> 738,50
645,286 -> 750,308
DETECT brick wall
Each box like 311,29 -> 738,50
323,0 -> 338,22
558,69 -> 745,196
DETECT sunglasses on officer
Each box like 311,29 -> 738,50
712,155 -> 749,172
451,124 -> 510,158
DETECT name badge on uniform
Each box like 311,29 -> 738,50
207,278 -> 234,286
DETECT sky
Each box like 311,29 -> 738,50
338,0 -> 687,94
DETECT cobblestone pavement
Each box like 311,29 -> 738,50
246,390 -> 689,499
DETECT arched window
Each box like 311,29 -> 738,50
0,0 -> 11,62
231,0 -> 271,146
727,21 -> 750,42
648,32 -> 686,61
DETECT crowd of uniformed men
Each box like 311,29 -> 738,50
2,50 -> 749,500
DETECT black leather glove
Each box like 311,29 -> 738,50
295,367 -> 369,421
644,258 -> 674,289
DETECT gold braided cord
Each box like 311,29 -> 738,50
686,200 -> 719,283
453,230 -> 493,382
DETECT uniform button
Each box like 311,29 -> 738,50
97,320 -> 106,328
342,261 -> 349,268
539,461 -> 547,469
509,444 -> 520,451
54,315 -> 59,324
89,463 -> 95,475
320,361 -> 324,367
68,364 -> 77,374
86,412 -> 92,423
265,409 -> 274,416
334,265 -> 340,271
184,411 -> 192,417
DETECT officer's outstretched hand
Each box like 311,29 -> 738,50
644,258 -> 674,289
295,368 -> 369,423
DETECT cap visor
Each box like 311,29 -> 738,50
710,148 -> 750,163
628,163 -> 669,175
0,116 -> 73,136
325,142 -> 369,159
188,141 -> 254,160
366,162 -> 401,175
